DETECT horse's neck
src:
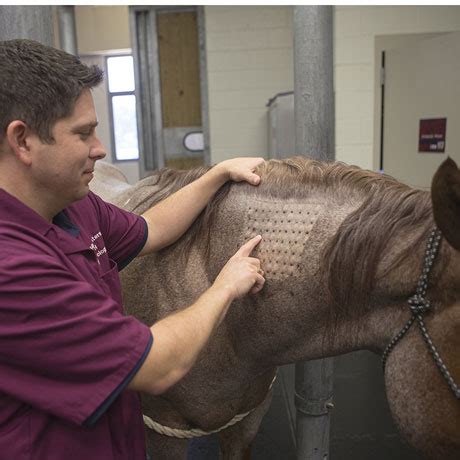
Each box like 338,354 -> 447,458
205,185 -> 447,370
204,187 -> 356,367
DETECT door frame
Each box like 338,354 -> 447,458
129,5 -> 210,178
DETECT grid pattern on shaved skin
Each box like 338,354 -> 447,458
243,200 -> 320,280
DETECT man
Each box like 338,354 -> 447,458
0,39 -> 265,460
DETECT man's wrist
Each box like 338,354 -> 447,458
207,281 -> 234,306
209,162 -> 230,186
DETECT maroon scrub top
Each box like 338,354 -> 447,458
0,189 -> 152,460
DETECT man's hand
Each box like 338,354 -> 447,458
215,157 -> 265,186
130,234 -> 265,396
140,157 -> 265,256
213,235 -> 265,299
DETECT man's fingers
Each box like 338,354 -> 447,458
246,256 -> 261,267
250,173 -> 261,185
235,235 -> 262,257
250,273 -> 265,294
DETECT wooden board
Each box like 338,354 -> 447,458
157,11 -> 202,128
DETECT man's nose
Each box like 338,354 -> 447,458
90,136 -> 106,160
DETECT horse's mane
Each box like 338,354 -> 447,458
128,156 -> 433,313
249,158 -> 432,314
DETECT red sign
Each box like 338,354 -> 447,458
418,118 -> 446,153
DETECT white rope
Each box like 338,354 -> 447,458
143,409 -> 252,439
143,374 -> 277,438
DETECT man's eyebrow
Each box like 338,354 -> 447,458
71,121 -> 99,132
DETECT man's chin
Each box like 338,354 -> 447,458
74,186 -> 90,202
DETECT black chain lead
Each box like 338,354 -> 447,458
382,228 -> 460,400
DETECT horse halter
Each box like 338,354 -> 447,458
382,228 -> 460,400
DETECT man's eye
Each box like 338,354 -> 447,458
79,132 -> 91,140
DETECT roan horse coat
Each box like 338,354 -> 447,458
91,156 -> 460,460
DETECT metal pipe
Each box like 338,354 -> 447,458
0,5 -> 54,45
293,6 -> 335,160
295,359 -> 334,459
57,6 -> 78,55
293,5 -> 335,460
197,6 -> 211,166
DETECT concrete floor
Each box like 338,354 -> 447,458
186,352 -> 423,459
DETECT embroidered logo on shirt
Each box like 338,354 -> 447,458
89,231 -> 107,262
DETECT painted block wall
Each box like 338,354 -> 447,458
73,5 -> 460,172
334,5 -> 460,170
204,6 -> 294,163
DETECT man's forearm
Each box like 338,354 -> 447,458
127,232 -> 263,395
140,165 -> 228,254
128,283 -> 233,395
138,157 -> 264,255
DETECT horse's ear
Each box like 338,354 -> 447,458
431,157 -> 460,251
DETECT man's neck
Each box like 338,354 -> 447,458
0,169 -> 65,222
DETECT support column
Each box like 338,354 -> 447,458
0,5 -> 54,45
293,5 -> 335,460
57,6 -> 78,54
294,6 -> 334,160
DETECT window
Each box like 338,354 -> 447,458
106,55 -> 139,161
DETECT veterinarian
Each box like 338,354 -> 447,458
0,39 -> 265,460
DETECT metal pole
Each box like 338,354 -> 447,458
0,5 -> 54,45
57,6 -> 78,55
293,5 -> 335,460
295,359 -> 334,459
294,6 -> 334,160
197,6 -> 211,166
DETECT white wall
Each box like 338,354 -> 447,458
73,5 -> 460,173
204,6 -> 294,163
75,6 -> 130,54
205,5 -> 460,168
334,5 -> 460,170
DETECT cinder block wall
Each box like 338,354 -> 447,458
204,6 -> 294,163
334,5 -> 460,170
206,5 -> 460,167
73,5 -> 460,171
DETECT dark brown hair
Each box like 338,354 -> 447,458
0,39 -> 103,143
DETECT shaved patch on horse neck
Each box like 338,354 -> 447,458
243,199 -> 321,280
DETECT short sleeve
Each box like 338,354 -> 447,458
0,250 -> 152,426
87,192 -> 147,268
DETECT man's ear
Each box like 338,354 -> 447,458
5,120 -> 35,166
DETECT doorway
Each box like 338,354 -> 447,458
130,6 -> 210,177
375,32 -> 460,188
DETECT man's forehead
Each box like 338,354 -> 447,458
73,89 -> 97,115
58,89 -> 98,129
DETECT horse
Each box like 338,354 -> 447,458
91,156 -> 460,460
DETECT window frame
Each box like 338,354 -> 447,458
105,53 -> 139,162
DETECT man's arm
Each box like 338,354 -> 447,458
138,157 -> 264,255
127,235 -> 264,395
